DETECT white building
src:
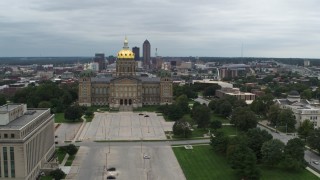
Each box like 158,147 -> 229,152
0,104 -> 55,180
275,90 -> 320,128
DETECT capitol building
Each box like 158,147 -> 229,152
78,38 -> 173,109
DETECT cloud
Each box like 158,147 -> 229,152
0,0 -> 319,58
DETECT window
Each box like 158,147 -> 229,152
10,147 -> 15,177
4,134 -> 8,138
11,134 -> 14,138
3,147 -> 8,177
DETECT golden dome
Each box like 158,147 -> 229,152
117,36 -> 135,60
117,49 -> 135,59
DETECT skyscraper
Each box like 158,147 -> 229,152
93,53 -> 105,71
132,46 -> 140,61
143,40 -> 151,67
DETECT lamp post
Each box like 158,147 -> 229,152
108,138 -> 110,153
140,137 -> 143,153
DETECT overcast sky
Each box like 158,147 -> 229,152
0,0 -> 319,58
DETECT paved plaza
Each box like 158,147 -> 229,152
79,112 -> 174,141
66,143 -> 186,180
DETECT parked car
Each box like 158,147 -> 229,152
144,115 -> 149,117
107,176 -> 116,179
107,167 -> 116,171
313,161 -> 319,165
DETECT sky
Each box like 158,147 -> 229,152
0,0 -> 319,58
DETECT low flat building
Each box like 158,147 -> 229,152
215,87 -> 256,104
275,90 -> 320,128
192,79 -> 233,88
0,104 -> 55,180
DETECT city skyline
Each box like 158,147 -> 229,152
0,0 -> 319,58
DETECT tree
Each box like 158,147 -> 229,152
307,129 -> 320,152
261,139 -> 285,166
0,94 -> 6,105
211,131 -> 228,154
301,89 -> 312,100
230,107 -> 257,131
38,101 -> 52,108
219,101 -> 232,117
172,119 -> 192,138
250,94 -> 274,116
208,99 -> 218,111
167,104 -> 183,120
278,109 -> 296,133
85,110 -> 94,117
50,168 -> 65,180
298,120 -> 314,140
280,138 -> 306,170
203,84 -> 221,97
65,144 -> 78,156
246,128 -> 273,161
64,105 -> 83,122
267,105 -> 281,126
210,120 -> 222,130
228,144 -> 260,180
192,104 -> 211,128
175,94 -> 190,114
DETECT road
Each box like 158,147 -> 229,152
195,96 -> 320,172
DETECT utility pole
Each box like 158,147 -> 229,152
108,138 -> 110,153
106,153 -> 108,170
140,137 -> 143,153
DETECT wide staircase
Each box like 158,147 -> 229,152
119,105 -> 133,111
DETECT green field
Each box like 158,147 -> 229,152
133,105 -> 161,112
54,113 -> 65,123
173,145 -> 318,180
65,155 -> 76,166
211,113 -> 230,123
173,145 -> 237,180
219,125 -> 238,136
56,148 -> 67,164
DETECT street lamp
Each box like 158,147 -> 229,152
140,137 -> 143,153
108,138 -> 110,153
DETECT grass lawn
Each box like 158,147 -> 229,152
40,176 -> 53,180
210,113 -> 230,123
173,145 -> 318,180
133,105 -> 161,112
173,145 -> 237,180
65,155 -> 76,166
84,115 -> 94,122
56,148 -> 67,164
219,125 -> 238,136
54,113 -> 65,123
173,128 -> 208,139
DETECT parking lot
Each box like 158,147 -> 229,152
79,112 -> 174,141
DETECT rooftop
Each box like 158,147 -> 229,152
0,104 -> 21,112
0,109 -> 49,130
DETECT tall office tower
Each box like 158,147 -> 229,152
132,46 -> 140,61
0,104 -> 55,180
143,40 -> 151,68
93,53 -> 106,71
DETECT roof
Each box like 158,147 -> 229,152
139,77 -> 160,83
0,109 -> 49,130
91,77 -> 113,83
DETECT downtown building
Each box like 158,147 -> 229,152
143,40 -> 151,68
0,104 -> 55,180
79,38 -> 173,108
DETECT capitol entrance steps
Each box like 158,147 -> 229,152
119,105 -> 133,111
